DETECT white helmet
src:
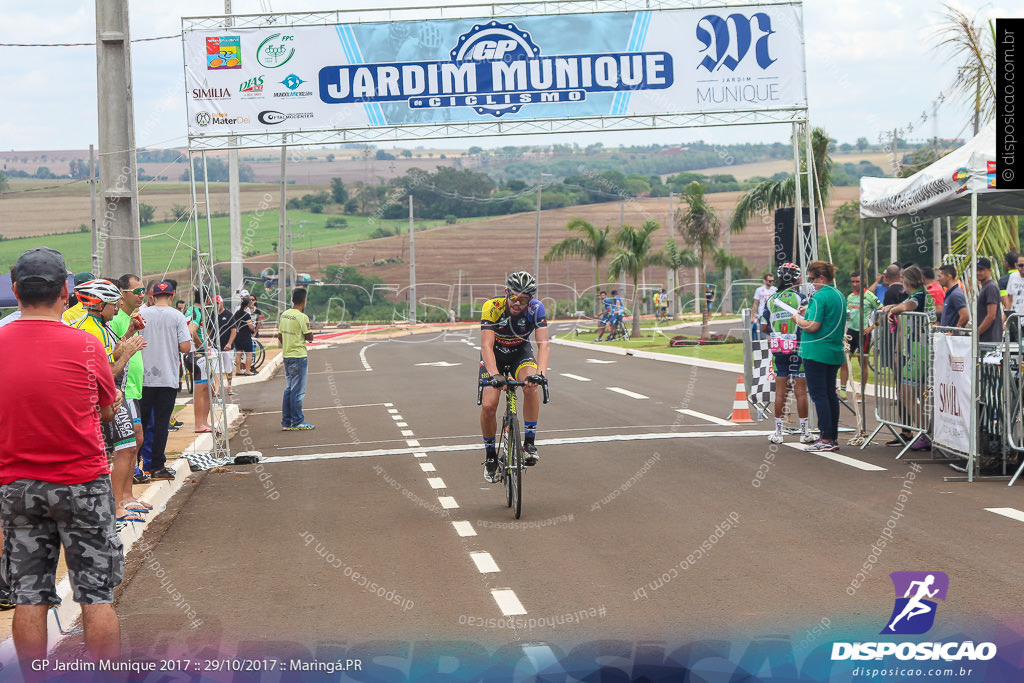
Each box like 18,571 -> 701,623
75,279 -> 121,307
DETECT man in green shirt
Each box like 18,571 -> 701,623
276,288 -> 315,430
841,272 -> 881,392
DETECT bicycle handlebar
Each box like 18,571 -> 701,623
477,375 -> 550,404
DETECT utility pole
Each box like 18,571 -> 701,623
89,145 -> 99,274
409,195 -> 416,323
534,171 -> 542,283
96,0 -> 141,275
932,99 -> 941,265
278,134 -> 287,319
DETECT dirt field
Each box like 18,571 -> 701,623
283,186 -> 861,304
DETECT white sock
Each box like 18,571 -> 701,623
800,418 -> 809,434
775,418 -> 784,435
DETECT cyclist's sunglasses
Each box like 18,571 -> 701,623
124,287 -> 146,295
508,294 -> 530,305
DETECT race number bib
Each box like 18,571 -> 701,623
769,336 -> 797,354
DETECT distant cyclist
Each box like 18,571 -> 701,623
479,271 -> 550,482
760,263 -> 814,445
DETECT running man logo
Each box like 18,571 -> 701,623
696,13 -> 777,72
880,571 -> 949,635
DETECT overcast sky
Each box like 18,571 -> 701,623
1,0 -> 1020,153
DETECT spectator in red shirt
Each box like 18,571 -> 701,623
0,247 -> 124,670
923,266 -> 944,323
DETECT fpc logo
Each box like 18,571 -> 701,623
881,571 -> 949,635
696,13 -> 776,72
258,33 -> 296,68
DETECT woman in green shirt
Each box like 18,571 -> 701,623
792,261 -> 847,452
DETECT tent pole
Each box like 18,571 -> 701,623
969,192 -> 978,482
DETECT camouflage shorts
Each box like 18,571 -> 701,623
1,477 -> 124,605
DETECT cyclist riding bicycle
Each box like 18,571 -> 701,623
479,271 -> 550,482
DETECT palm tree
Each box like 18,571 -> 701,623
729,127 -> 834,234
662,238 -> 699,318
544,218 -> 613,314
678,182 -> 721,339
608,220 -> 664,338
934,4 -> 1018,255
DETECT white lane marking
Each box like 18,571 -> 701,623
384,403 -> 393,407
452,521 -> 476,537
406,440 -> 420,447
473,346 -> 481,350
986,507 -> 1024,524
249,402 -> 388,416
585,358 -> 617,364
470,552 -> 501,573
401,430 -> 415,437
414,452 -> 427,458
781,443 -> 887,471
608,387 -> 649,400
676,408 -> 734,427
491,589 -> 527,616
438,496 -> 459,509
427,477 -> 446,489
262,430 -> 772,463
396,422 -> 408,427
560,373 -> 591,382
391,415 -> 404,421
388,409 -> 399,414
359,343 -> 376,371
419,463 -> 436,472
416,361 -> 462,367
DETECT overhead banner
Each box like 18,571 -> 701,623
931,333 -> 972,454
183,5 -> 806,136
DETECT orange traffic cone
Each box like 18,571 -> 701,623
729,376 -> 755,423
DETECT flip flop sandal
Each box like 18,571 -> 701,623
116,513 -> 146,523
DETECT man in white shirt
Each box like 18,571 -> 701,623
752,273 -> 776,341
1005,255 -> 1024,341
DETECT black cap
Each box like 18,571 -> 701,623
152,280 -> 176,296
977,257 -> 992,270
14,247 -> 67,286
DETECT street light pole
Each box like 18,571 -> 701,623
534,171 -> 542,282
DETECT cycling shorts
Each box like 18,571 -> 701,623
102,402 -> 136,453
480,344 -> 538,382
772,352 -> 804,379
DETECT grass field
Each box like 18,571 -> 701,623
0,209 -> 447,277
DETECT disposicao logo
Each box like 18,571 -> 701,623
831,571 -> 997,663
318,20 -> 673,118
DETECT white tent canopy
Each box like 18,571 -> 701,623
859,121 -> 1024,220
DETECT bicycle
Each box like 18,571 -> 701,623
249,338 -> 266,373
477,375 -> 550,519
606,316 -> 631,342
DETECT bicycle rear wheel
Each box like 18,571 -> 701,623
251,339 -> 266,372
507,416 -> 523,519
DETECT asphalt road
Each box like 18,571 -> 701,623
105,328 -> 1024,680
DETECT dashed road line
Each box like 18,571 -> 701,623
781,442 -> 887,471
607,387 -> 649,400
470,552 -> 501,573
676,408 -> 734,427
452,521 -> 477,537
419,463 -> 436,472
560,373 -> 591,382
427,477 -> 447,489
438,496 -> 459,509
491,589 -> 527,616
985,507 -> 1024,524
401,430 -> 415,437
359,344 -> 375,371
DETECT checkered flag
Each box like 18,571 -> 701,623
749,339 -> 775,408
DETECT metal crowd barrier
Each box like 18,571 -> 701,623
862,311 -> 933,459
1006,314 -> 1024,485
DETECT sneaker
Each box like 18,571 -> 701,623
816,441 -> 841,452
281,425 -> 297,431
523,442 -> 539,466
294,422 -> 316,430
805,439 -> 827,451
910,436 -> 932,451
885,435 -> 910,447
133,470 -> 152,485
0,595 -> 15,611
483,458 -> 499,483
799,432 -> 817,444
168,424 -> 180,432
769,433 -> 784,444
171,419 -> 183,428
149,467 -> 176,481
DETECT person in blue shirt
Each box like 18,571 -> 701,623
595,290 -> 624,342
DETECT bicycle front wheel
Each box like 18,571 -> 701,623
507,416 -> 523,519
500,416 -> 512,508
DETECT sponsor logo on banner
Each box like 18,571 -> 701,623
195,112 -> 251,126
258,110 -> 314,125
239,75 -> 264,98
207,36 -> 241,70
275,74 -> 313,98
987,160 -> 997,188
953,167 -> 970,193
258,34 -> 296,68
192,87 -> 232,100
318,20 -> 673,118
831,571 -> 997,663
693,13 -> 783,105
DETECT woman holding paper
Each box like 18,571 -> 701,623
792,261 -> 847,452
760,263 -> 813,445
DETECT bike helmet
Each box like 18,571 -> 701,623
75,279 -> 122,307
505,271 -> 537,297
776,262 -> 801,290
